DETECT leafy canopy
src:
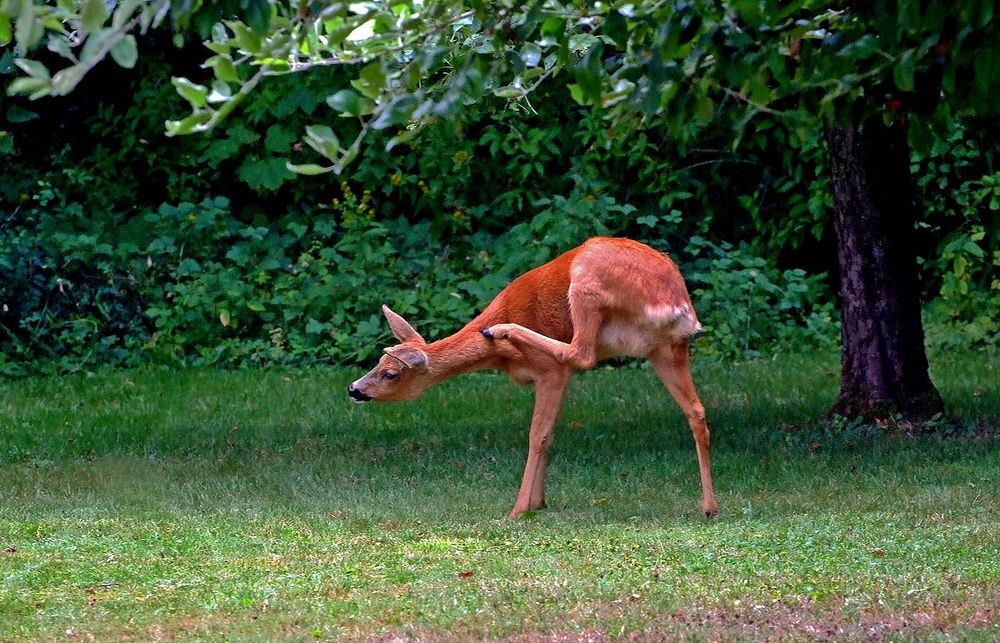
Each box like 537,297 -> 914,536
2,1 -> 997,172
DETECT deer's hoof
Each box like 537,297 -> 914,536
703,507 -> 718,519
481,328 -> 493,339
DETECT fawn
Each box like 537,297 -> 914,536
348,237 -> 717,519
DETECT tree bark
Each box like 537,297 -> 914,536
825,118 -> 943,422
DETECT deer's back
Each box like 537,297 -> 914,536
472,237 -> 697,348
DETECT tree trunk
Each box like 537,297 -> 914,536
825,118 -> 943,422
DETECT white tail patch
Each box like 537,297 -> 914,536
644,303 -> 691,323
644,302 -> 699,336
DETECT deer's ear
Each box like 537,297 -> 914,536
384,345 -> 429,371
382,305 -> 425,343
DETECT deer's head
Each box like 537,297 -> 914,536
348,306 -> 431,403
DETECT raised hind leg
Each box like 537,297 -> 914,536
649,339 -> 718,518
483,287 -> 603,371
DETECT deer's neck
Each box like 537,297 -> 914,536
425,327 -> 497,381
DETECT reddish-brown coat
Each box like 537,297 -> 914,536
349,237 -> 717,518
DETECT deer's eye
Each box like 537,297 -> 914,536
382,372 -> 397,380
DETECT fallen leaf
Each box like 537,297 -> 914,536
458,571 -> 474,578
3,546 -> 15,554
871,548 -> 885,557
809,442 -> 821,451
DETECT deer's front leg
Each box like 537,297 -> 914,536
510,371 -> 570,518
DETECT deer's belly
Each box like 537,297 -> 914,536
597,322 -> 659,358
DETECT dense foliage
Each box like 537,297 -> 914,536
0,0 -> 997,376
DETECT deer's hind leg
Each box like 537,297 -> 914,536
649,338 -> 718,518
483,284 -> 604,371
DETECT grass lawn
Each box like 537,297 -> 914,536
1,349 -> 998,640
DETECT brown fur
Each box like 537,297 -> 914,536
349,237 -> 717,518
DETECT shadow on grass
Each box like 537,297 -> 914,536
1,350 -> 997,526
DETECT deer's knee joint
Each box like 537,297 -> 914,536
530,434 -> 551,452
562,348 -> 596,371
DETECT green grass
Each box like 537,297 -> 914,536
1,350 -> 998,640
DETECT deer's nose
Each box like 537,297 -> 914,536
348,385 -> 372,402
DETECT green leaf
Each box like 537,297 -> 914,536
14,59 -> 50,80
897,1 -> 920,33
333,140 -> 359,173
287,162 -> 335,176
696,95 -> 714,123
5,104 -> 39,123
206,80 -> 232,103
893,49 -> 914,92
520,43 -> 541,67
0,131 -> 13,156
974,50 -> 995,94
205,55 -> 239,83
112,0 -> 141,29
573,42 -> 604,104
243,0 -> 271,36
15,2 -> 43,50
5,77 -> 49,98
50,64 -> 86,95
176,258 -> 201,277
385,127 -> 420,151
0,14 -> 11,46
493,86 -> 524,98
264,124 -> 296,154
351,61 -> 386,99
165,111 -> 213,136
79,28 -> 112,63
47,34 -> 75,61
305,318 -> 327,334
238,157 -> 292,191
603,10 -> 627,48
110,35 -> 138,69
908,115 -> 933,154
326,89 -> 374,116
80,0 -> 109,32
836,34 -> 878,60
225,21 -> 261,54
372,94 -> 418,129
304,125 -> 340,160
172,77 -> 209,108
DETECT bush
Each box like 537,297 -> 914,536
684,237 -> 839,359
2,41 -> 996,374
913,126 -> 1000,352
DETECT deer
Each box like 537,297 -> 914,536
348,237 -> 718,519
